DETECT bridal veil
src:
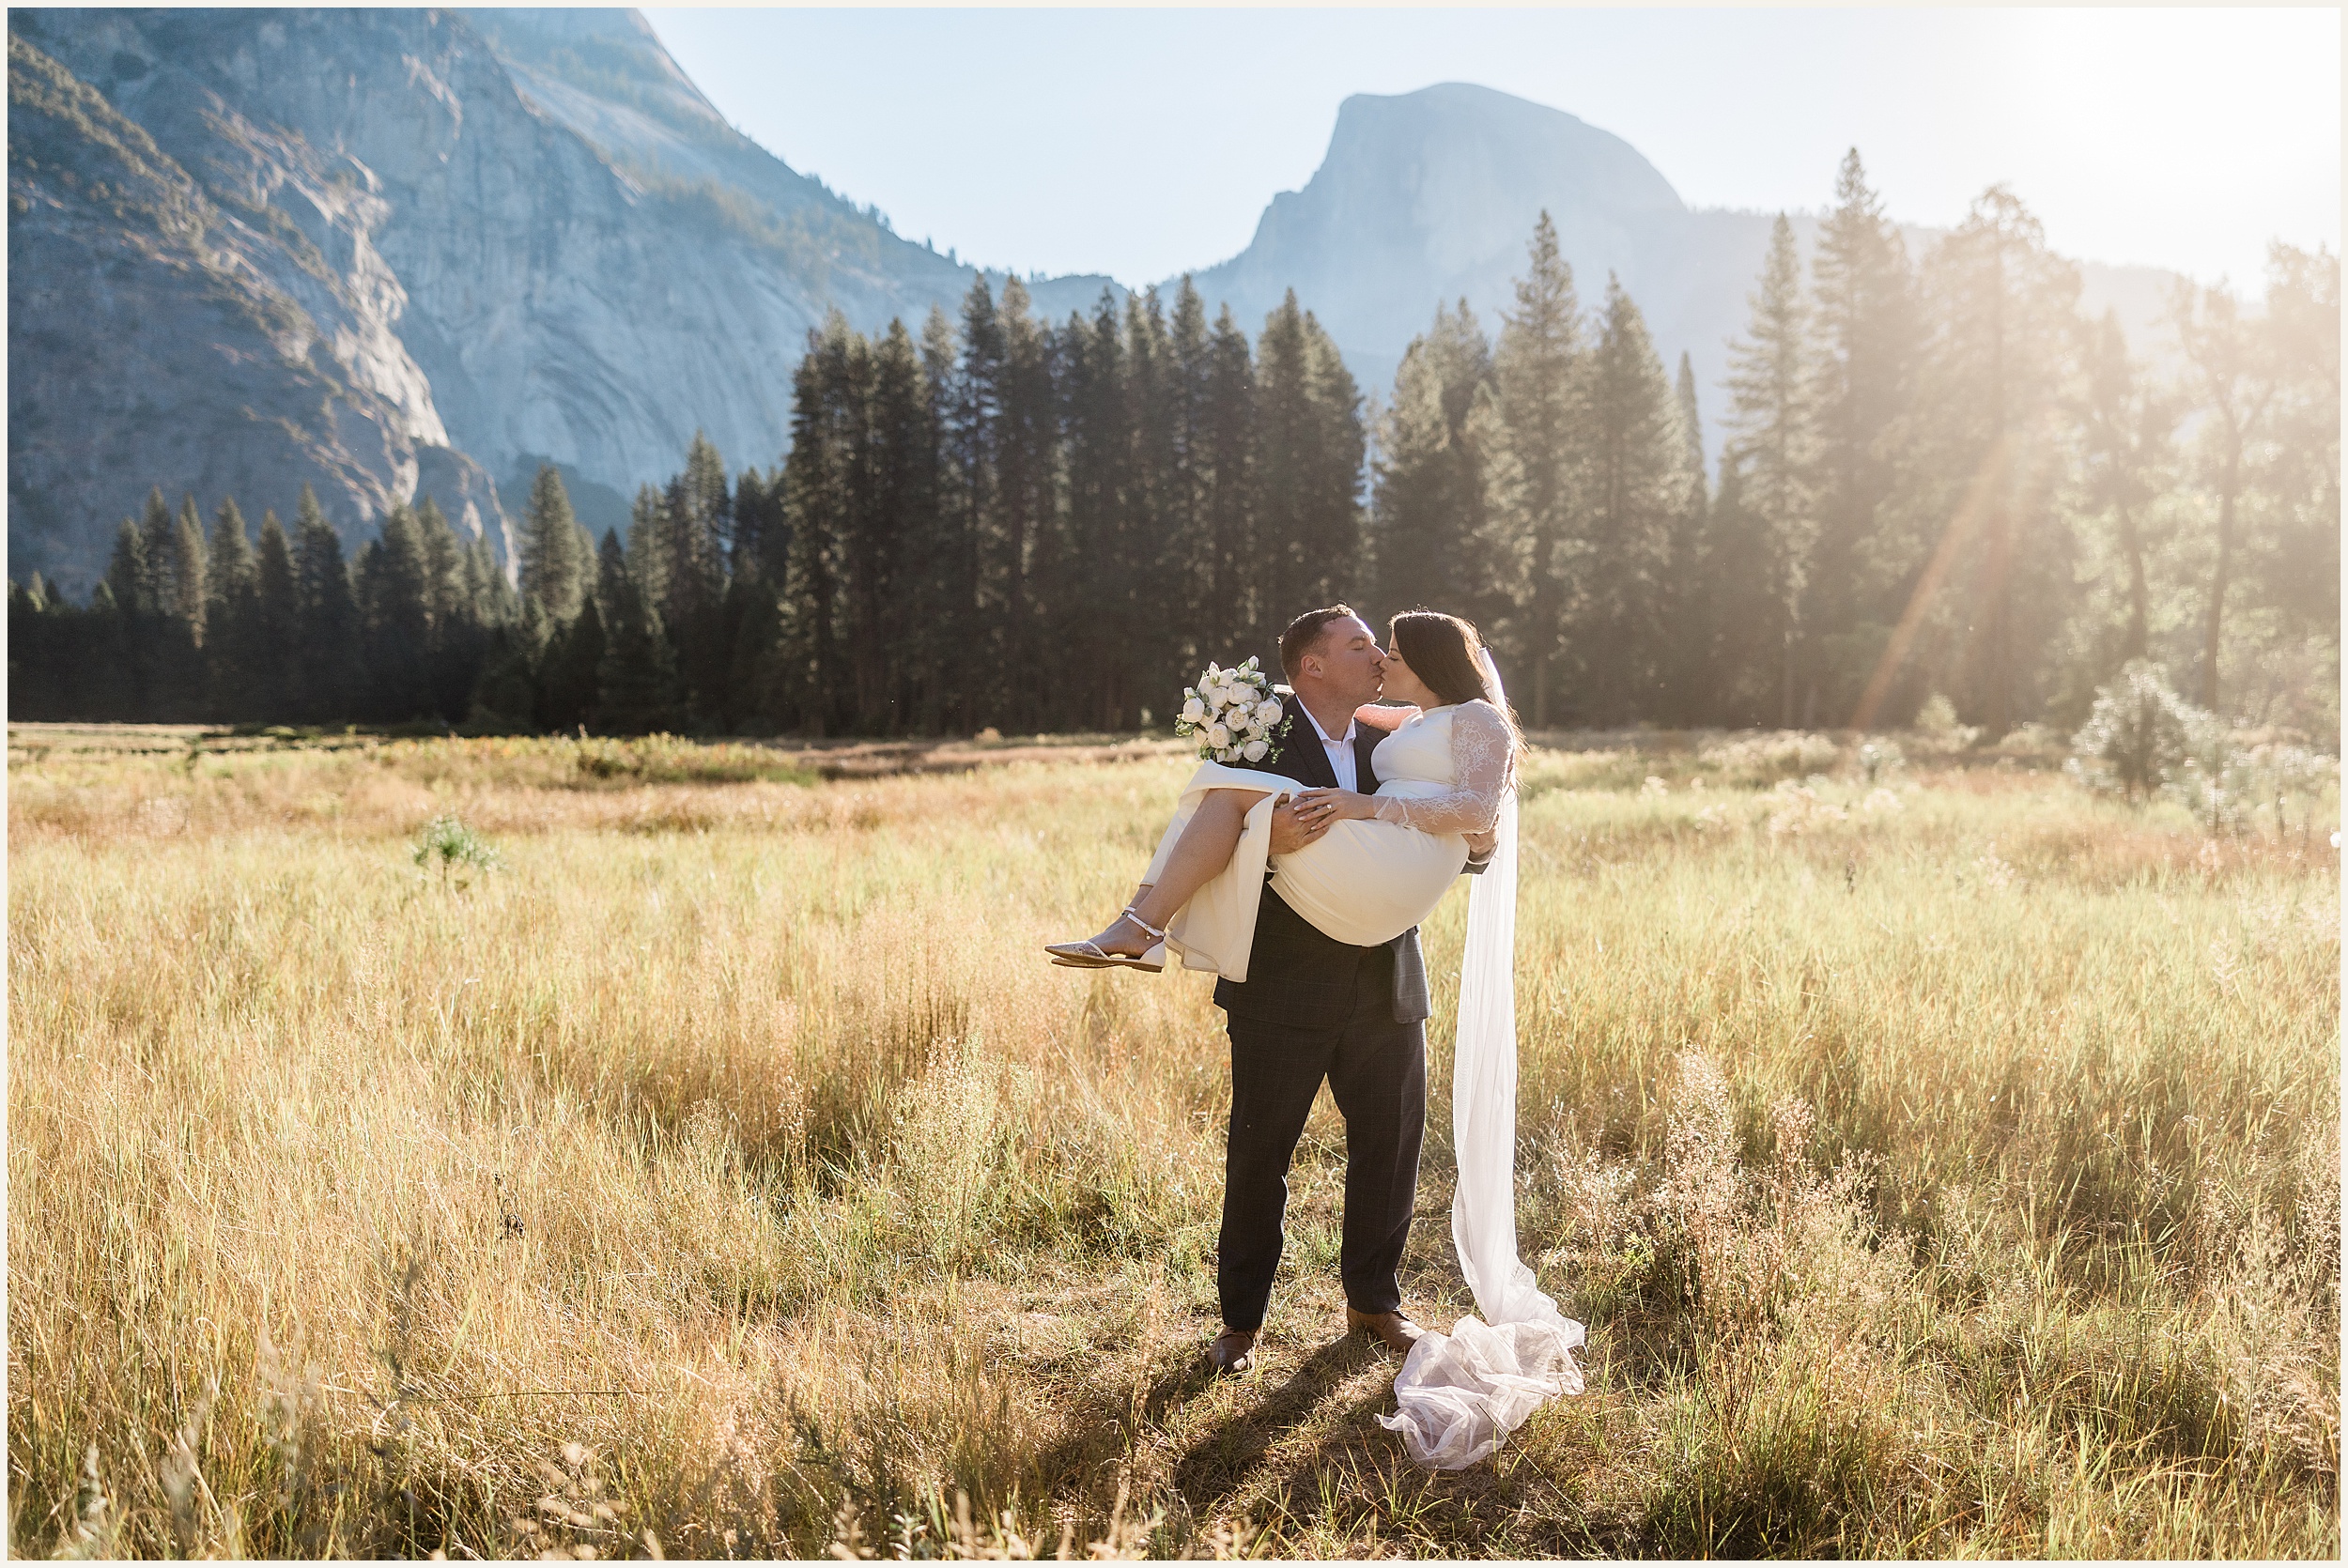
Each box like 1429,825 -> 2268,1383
1380,653 -> 1585,1468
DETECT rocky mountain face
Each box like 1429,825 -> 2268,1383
8,27 -> 2184,598
1185,83 -> 2181,430
8,22 -> 502,592
8,8 -> 1116,593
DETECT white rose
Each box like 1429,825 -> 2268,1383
1207,723 -> 1231,748
1243,738 -> 1269,762
1182,698 -> 1206,723
1255,699 -> 1282,726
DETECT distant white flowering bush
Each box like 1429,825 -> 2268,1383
2067,661 -> 2212,805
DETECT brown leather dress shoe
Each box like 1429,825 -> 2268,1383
1208,1329 -> 1256,1376
1346,1307 -> 1425,1353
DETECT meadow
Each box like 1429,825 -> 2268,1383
7,722 -> 2340,1558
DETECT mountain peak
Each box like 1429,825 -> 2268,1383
1187,80 -> 1691,393
1321,83 -> 1685,219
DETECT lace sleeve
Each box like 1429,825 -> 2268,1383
1372,701 -> 1515,835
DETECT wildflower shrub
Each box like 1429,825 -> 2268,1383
2070,663 -> 2342,838
7,724 -> 2339,1557
2069,661 -> 2212,802
412,813 -> 501,889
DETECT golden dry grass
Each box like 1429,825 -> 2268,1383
7,725 -> 2340,1557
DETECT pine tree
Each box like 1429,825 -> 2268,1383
947,281 -> 1004,730
2171,279 -> 2278,714
1254,291 -> 1366,632
1061,290 -> 1137,727
1659,352 -> 1713,721
626,484 -> 670,615
780,333 -> 848,734
110,507 -> 162,715
292,485 -> 362,723
517,465 -> 592,624
1373,299 -> 1493,624
1488,212 -> 1586,725
135,488 -> 172,620
1699,451 -> 1784,725
2075,311 -> 2173,666
2251,244 -> 2341,653
1724,213 -> 1815,726
1301,307 -> 1367,607
1201,303 -> 1256,659
990,278 -> 1055,730
910,303 -> 970,731
1806,151 -> 1920,724
126,489 -> 204,717
467,617 -> 539,732
595,533 -> 675,734
1253,292 -> 1314,626
357,503 -> 433,720
253,509 -> 298,718
1902,187 -> 2081,732
8,575 -> 74,719
861,316 -> 934,732
84,576 -> 137,720
170,494 -> 209,650
203,498 -> 257,719
415,498 -> 485,721
466,533 -> 519,630
537,594 -> 605,733
1123,286 -> 1180,725
732,466 -> 787,585
665,432 -> 733,722
1571,277 -> 1683,724
1159,278 -> 1217,692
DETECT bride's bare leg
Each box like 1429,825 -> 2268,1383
1077,789 -> 1271,957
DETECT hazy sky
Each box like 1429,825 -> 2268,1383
645,8 -> 2340,291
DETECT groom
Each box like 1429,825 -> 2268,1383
1207,605 -> 1491,1376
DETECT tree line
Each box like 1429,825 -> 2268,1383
9,152 -> 2339,741
1374,155 -> 2337,736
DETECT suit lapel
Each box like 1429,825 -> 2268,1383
1288,720 -> 1337,789
1353,726 -> 1383,793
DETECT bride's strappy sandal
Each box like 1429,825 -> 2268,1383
1045,908 -> 1167,973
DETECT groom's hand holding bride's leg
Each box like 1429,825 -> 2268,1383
1267,793 -> 1333,855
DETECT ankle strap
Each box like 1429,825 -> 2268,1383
1120,906 -> 1167,942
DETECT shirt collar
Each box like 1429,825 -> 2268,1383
1300,702 -> 1356,748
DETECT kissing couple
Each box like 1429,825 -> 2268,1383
1047,605 -> 1585,1469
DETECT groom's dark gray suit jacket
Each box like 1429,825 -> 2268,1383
1210,699 -> 1482,1026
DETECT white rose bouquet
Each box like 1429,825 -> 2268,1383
1174,655 -> 1284,765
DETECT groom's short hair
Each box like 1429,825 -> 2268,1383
1279,604 -> 1359,680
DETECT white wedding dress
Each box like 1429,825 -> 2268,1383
1138,699 -> 1510,979
1141,683 -> 1586,1469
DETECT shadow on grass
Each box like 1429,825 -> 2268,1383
1171,1334 -> 1381,1511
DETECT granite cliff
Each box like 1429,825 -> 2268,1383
8,8 -> 1114,592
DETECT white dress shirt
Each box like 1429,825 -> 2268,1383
1299,702 -> 1361,792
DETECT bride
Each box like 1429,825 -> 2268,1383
1045,610 -> 1516,979
1047,609 -> 1585,1470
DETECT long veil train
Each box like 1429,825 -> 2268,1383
1378,653 -> 1585,1469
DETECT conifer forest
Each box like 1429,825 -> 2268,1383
9,168 -> 2340,743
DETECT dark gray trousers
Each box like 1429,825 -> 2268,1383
1215,952 -> 1428,1332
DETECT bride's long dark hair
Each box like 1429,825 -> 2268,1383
1388,611 -> 1523,746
